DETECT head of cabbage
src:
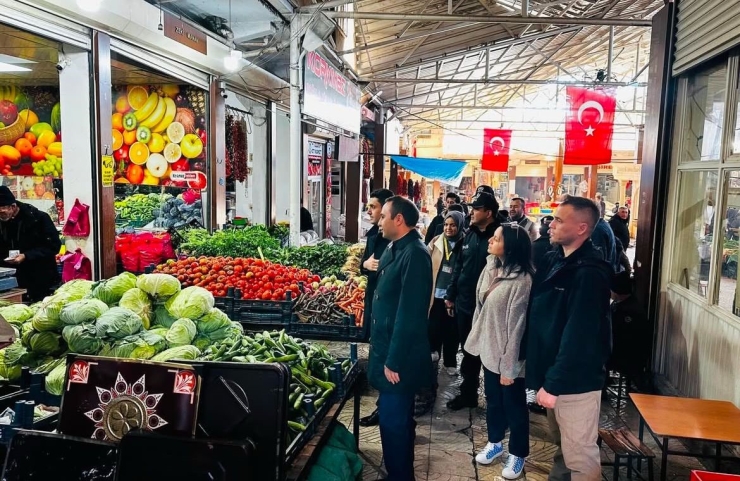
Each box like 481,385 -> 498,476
165,318 -> 197,347
196,308 -> 232,334
31,307 -> 64,333
164,287 -> 214,320
45,362 -> 67,396
95,307 -> 143,340
0,304 -> 34,325
136,273 -> 181,300
54,279 -> 94,300
104,331 -> 166,360
118,288 -> 153,330
59,299 -> 109,326
206,321 -> 245,342
91,272 -> 137,305
28,331 -> 62,355
151,345 -> 201,362
153,305 -> 177,329
148,326 -> 170,338
62,324 -> 103,355
0,347 -> 23,381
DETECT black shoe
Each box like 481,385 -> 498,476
359,409 -> 379,427
527,401 -> 546,415
446,394 -> 478,411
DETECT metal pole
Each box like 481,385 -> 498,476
324,11 -> 653,27
300,0 -> 355,10
363,77 -> 647,86
289,19 -> 302,247
522,0 -> 529,17
607,26 -> 615,80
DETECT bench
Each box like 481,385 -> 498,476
599,428 -> 656,481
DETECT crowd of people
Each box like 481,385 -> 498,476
359,185 -> 648,481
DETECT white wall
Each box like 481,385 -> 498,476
275,110 -> 291,222
59,46 -> 96,274
224,92 -> 268,223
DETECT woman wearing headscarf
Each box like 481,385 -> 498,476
414,210 -> 465,417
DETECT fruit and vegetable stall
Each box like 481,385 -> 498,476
0,270 -> 363,480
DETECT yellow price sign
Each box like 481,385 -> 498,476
101,155 -> 114,187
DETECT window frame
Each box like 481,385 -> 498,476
668,50 -> 740,316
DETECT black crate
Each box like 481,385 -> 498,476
289,316 -> 350,341
284,391 -> 332,465
213,295 -> 235,318
225,290 -> 294,332
336,358 -> 360,400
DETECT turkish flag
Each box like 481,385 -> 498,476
482,128 -> 512,172
564,86 -> 617,165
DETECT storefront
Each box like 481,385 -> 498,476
652,1 -> 740,405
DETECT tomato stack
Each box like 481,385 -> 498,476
156,256 -> 321,300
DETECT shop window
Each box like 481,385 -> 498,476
681,62 -> 727,163
670,170 -> 718,297
716,171 -> 740,315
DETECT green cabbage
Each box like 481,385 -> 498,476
196,308 -> 232,334
31,308 -> 64,332
165,318 -> 197,347
0,348 -> 22,381
0,304 -> 34,325
151,345 -> 201,362
192,335 -> 212,351
59,299 -> 109,326
54,279 -> 94,300
148,327 -> 169,338
104,331 -> 166,359
165,286 -> 214,320
95,307 -> 143,339
91,272 -> 137,305
45,362 -> 66,396
153,305 -> 177,328
118,288 -> 153,330
62,324 -> 103,354
28,331 -> 61,355
136,273 -> 181,300
206,321 -> 244,341
3,341 -> 28,366
20,322 -> 35,348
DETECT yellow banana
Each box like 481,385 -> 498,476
140,96 -> 166,129
134,92 -> 159,121
152,97 -> 177,133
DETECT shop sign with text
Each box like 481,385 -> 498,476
304,52 -> 361,134
163,12 -> 207,55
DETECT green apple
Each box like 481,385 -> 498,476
179,133 -> 203,159
29,122 -> 52,138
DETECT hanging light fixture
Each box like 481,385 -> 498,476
77,0 -> 101,12
222,0 -> 240,71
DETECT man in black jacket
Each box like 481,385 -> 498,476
609,206 -> 631,250
358,188 -> 394,427
522,196 -> 612,481
0,186 -> 61,302
445,192 -> 500,410
531,215 -> 554,272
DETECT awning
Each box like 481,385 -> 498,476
389,155 -> 467,186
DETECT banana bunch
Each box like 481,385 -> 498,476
133,93 -> 177,133
0,86 -> 18,102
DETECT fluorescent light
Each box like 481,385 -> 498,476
77,0 -> 101,12
0,62 -> 31,73
223,49 -> 241,72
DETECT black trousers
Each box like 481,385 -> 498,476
428,298 -> 459,368
483,369 -> 529,458
457,310 -> 481,400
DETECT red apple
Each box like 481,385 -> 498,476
0,101 -> 18,125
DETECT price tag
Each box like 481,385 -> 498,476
101,155 -> 114,187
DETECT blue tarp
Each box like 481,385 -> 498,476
389,155 -> 467,185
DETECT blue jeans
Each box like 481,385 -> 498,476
483,368 -> 530,458
378,392 -> 416,481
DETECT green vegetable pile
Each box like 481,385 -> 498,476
115,193 -> 171,223
200,329 -> 351,439
274,243 -> 350,279
179,226 -> 281,258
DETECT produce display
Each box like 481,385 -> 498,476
293,277 -> 367,327
275,243 -> 351,279
115,193 -> 170,223
153,192 -> 203,228
341,243 -> 366,278
225,112 -> 248,183
178,227 -> 281,259
112,84 -> 207,188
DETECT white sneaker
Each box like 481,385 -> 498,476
431,351 -> 440,362
475,441 -> 503,465
446,367 -> 458,376
502,455 -> 526,479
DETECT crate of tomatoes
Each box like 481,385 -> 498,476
155,256 -> 323,331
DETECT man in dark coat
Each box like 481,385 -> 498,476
369,196 -> 433,481
608,270 -> 650,387
0,186 -> 61,302
521,196 -> 612,481
531,215 -> 554,271
359,188 -> 394,427
609,206 -> 631,250
445,192 -> 501,410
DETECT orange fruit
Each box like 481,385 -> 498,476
112,130 -> 123,150
126,164 -> 145,184
123,129 -> 137,145
127,86 -> 149,111
112,113 -> 124,131
14,138 -> 33,158
115,96 -> 130,114
129,142 -> 150,165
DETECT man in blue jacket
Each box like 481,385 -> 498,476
369,196 -> 433,480
521,196 -> 612,481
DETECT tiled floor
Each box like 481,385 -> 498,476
327,342 -> 713,481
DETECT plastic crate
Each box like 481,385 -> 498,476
289,317 -> 350,341
213,296 -> 234,319
335,357 -> 359,400
284,391 -> 333,465
230,291 -> 294,332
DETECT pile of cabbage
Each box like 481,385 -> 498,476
0,272 -> 244,394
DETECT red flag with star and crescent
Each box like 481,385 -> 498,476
564,86 -> 617,165
482,128 -> 512,172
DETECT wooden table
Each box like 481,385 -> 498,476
630,393 -> 740,481
0,289 -> 25,304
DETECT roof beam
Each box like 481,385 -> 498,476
325,11 -> 653,27
366,77 -> 647,86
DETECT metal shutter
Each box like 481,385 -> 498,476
673,0 -> 740,76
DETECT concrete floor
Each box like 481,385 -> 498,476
327,342 -> 711,481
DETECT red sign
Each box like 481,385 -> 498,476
564,87 -> 616,165
481,128 -> 512,172
170,171 -> 207,190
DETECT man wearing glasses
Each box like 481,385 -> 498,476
0,186 -> 61,302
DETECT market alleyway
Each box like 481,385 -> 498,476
328,343 -> 708,481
